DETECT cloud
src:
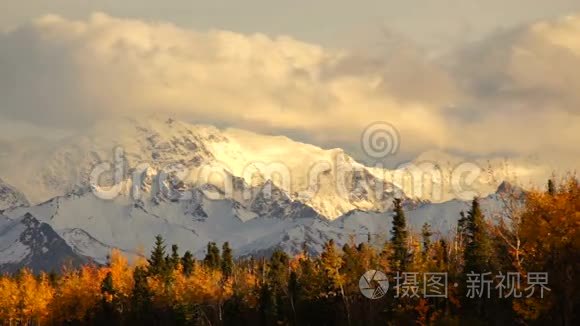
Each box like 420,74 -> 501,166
447,14 -> 580,164
0,13 -> 452,156
0,12 -> 579,174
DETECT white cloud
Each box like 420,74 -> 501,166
447,14 -> 580,167
0,13 -> 452,155
0,12 -> 579,176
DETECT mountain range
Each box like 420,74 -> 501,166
0,117 -> 510,272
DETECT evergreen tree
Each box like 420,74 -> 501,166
267,249 -> 290,324
148,235 -> 167,276
439,239 -> 449,266
224,292 -> 246,326
268,250 -> 289,290
130,266 -> 152,324
101,271 -> 115,297
170,244 -> 180,270
181,251 -> 194,276
548,179 -> 556,196
259,282 -> 275,325
298,254 -> 322,301
204,241 -> 221,269
100,272 -> 119,324
390,198 -> 409,271
221,242 -> 234,278
288,270 -> 299,325
421,222 -> 433,256
463,198 -> 494,273
462,198 -> 495,319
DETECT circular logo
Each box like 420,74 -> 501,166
360,122 -> 400,159
359,270 -> 389,299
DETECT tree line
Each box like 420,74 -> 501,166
0,177 -> 578,325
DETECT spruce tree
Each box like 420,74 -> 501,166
101,271 -> 115,297
259,281 -> 275,325
463,198 -> 494,273
288,270 -> 299,324
461,198 -> 496,320
100,272 -> 118,324
221,242 -> 234,278
131,266 -> 152,323
267,249 -> 290,324
181,251 -> 194,276
204,241 -> 221,269
390,198 -> 409,271
268,249 -> 289,291
148,235 -> 167,276
439,239 -> 449,266
421,222 -> 433,256
170,244 -> 180,270
548,179 -> 556,196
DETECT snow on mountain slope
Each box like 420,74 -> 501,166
0,216 -> 29,265
3,178 -> 507,269
0,179 -> 29,211
0,117 -> 519,271
5,180 -> 325,263
0,213 -> 86,273
0,117 -> 217,203
331,193 -> 507,245
369,150 -> 557,202
0,116 -> 401,219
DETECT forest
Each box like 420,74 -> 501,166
0,177 -> 578,325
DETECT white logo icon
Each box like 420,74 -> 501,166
359,270 -> 389,299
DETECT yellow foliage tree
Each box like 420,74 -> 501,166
0,276 -> 19,323
515,178 -> 579,324
52,265 -> 106,323
17,270 -> 55,324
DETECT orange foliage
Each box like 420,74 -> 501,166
0,276 -> 19,323
52,265 -> 106,323
514,178 -> 580,322
0,270 -> 54,324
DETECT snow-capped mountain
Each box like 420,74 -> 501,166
0,213 -> 86,273
0,117 -> 511,271
0,117 -> 402,219
2,178 -> 508,270
0,178 -> 29,211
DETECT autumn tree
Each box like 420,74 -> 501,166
515,177 -> 580,325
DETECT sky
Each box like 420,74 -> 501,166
2,1 -> 580,49
0,0 -> 579,179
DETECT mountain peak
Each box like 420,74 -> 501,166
0,213 -> 86,273
0,178 -> 29,211
495,180 -> 525,197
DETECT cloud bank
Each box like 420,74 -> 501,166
0,12 -> 579,174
